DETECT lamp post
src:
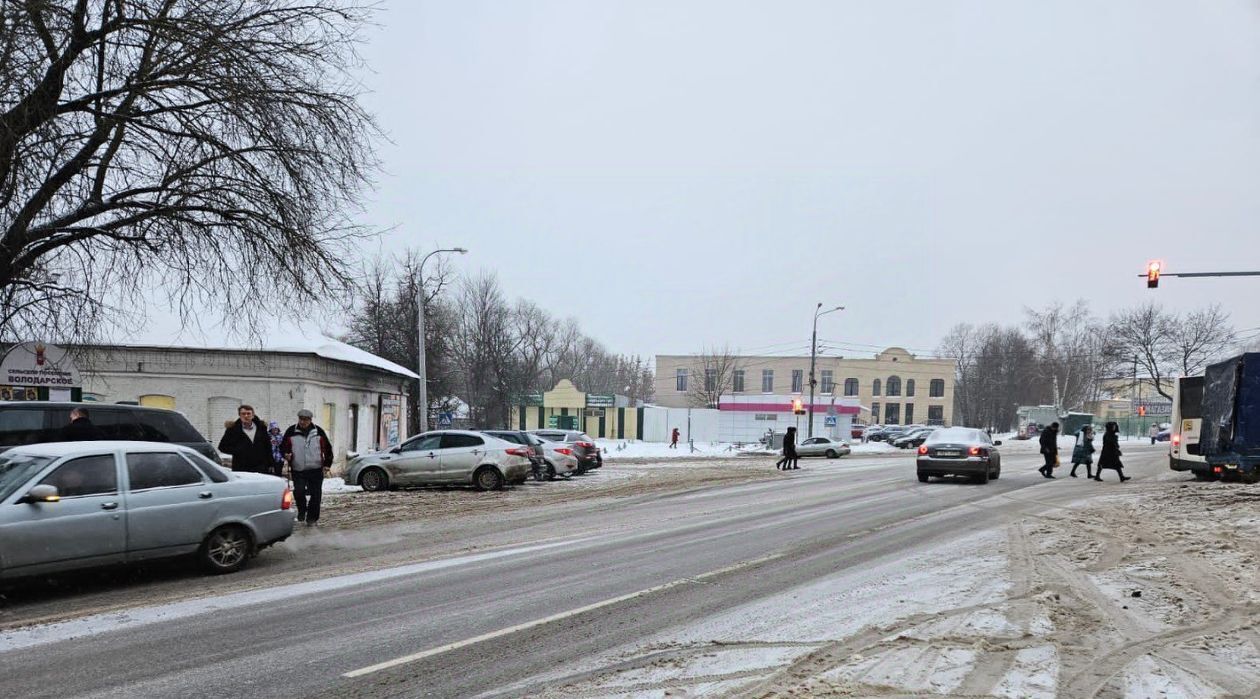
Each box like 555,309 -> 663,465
808,303 -> 844,437
417,247 -> 467,433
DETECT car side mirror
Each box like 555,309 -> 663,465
994,441 -> 1003,446
389,446 -> 402,454
19,484 -> 60,504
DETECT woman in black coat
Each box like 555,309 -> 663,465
1095,421 -> 1131,482
777,426 -> 799,470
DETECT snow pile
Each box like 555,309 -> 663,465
322,477 -> 362,494
596,440 -> 761,460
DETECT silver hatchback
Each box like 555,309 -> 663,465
0,441 -> 294,579
345,430 -> 533,492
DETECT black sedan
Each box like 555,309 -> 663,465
916,428 -> 1002,484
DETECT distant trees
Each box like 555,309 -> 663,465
344,251 -> 653,430
940,302 -> 1238,430
685,345 -> 741,408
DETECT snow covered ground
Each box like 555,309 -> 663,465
597,439 -> 898,460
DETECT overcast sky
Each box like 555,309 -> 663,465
347,0 -> 1260,361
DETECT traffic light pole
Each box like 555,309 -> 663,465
1140,270 -> 1260,280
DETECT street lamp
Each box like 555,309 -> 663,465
808,303 -> 844,437
417,247 -> 467,433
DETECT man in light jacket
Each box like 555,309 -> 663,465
280,409 -> 334,526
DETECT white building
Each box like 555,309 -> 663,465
73,331 -> 415,468
717,394 -> 859,443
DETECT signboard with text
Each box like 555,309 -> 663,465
0,342 -> 80,388
586,394 -> 616,408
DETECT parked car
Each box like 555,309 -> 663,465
850,425 -> 867,440
795,436 -> 852,459
528,430 -> 602,472
872,426 -> 910,443
893,428 -> 936,449
0,402 -> 220,464
0,441 -> 293,579
345,430 -> 531,492
538,441 -> 580,479
916,428 -> 1002,484
482,430 -> 547,482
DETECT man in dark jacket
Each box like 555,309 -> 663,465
62,407 -> 105,441
1038,422 -> 1060,479
217,405 -> 274,473
280,409 -> 334,525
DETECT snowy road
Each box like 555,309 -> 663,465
0,446 -> 1173,698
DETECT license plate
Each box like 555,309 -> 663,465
1227,464 -> 1239,470
936,450 -> 960,457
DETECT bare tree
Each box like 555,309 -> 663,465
0,0 -> 377,342
686,345 -> 740,409
1109,303 -> 1177,401
1171,305 -> 1236,376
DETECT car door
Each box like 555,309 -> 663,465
439,433 -> 486,482
123,451 -> 218,558
0,453 -> 126,574
388,433 -> 443,486
798,438 -> 820,456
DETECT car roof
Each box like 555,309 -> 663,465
4,441 -> 200,457
0,401 -> 181,415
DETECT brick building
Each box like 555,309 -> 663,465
654,346 -> 956,426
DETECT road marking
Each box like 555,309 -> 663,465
341,552 -> 785,678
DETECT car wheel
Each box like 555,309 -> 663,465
826,449 -> 838,459
545,462 -> 557,481
918,473 -> 929,483
1193,470 -> 1215,482
977,469 -> 990,485
474,466 -> 505,491
200,525 -> 252,575
359,467 -> 389,492
991,463 -> 1000,480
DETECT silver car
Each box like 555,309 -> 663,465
539,441 -> 579,479
795,436 -> 852,459
0,441 -> 294,579
345,430 -> 532,492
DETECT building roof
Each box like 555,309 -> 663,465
106,324 -> 419,380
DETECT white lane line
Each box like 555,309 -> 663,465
0,538 -> 591,653
341,552 -> 785,679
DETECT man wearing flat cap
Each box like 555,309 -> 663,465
280,409 -> 334,526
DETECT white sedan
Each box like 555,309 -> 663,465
795,436 -> 852,458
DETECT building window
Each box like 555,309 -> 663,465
754,413 -> 778,421
906,379 -> 916,397
733,370 -> 745,393
871,402 -> 880,423
886,376 -> 901,397
872,379 -> 881,396
930,379 -> 945,398
885,403 -> 901,425
762,369 -> 774,393
791,369 -> 803,394
844,378 -> 859,396
904,403 -> 915,424
676,369 -> 687,392
821,370 -> 834,394
928,405 -> 944,424
704,368 -> 716,392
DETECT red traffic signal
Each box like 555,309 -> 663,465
792,398 -> 805,415
1146,260 -> 1162,288
1138,405 -> 1147,417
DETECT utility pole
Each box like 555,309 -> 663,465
809,303 -> 844,437
416,247 -> 468,434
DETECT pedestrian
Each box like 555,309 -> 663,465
776,426 -> 799,470
1096,421 -> 1131,482
670,427 -> 680,449
61,407 -> 105,441
217,405 -> 273,473
268,421 -> 285,477
1149,423 -> 1160,445
1070,425 -> 1096,479
280,409 -> 333,525
1038,422 -> 1061,479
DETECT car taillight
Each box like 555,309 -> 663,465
506,447 -> 531,457
917,445 -> 928,456
969,446 -> 983,456
575,441 -> 594,449
556,447 -> 572,456
1172,434 -> 1181,446
281,487 -> 293,510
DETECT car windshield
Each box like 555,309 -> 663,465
0,452 -> 56,501
926,428 -> 979,444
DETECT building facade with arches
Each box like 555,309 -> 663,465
654,346 -> 955,426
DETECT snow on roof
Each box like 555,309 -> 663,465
108,323 -> 420,380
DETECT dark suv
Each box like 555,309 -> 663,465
0,402 -> 219,463
529,429 -> 602,471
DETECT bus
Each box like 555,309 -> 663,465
1169,375 -> 1209,479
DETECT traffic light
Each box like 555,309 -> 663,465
792,398 -> 805,415
1147,260 -> 1162,288
1138,405 -> 1147,417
